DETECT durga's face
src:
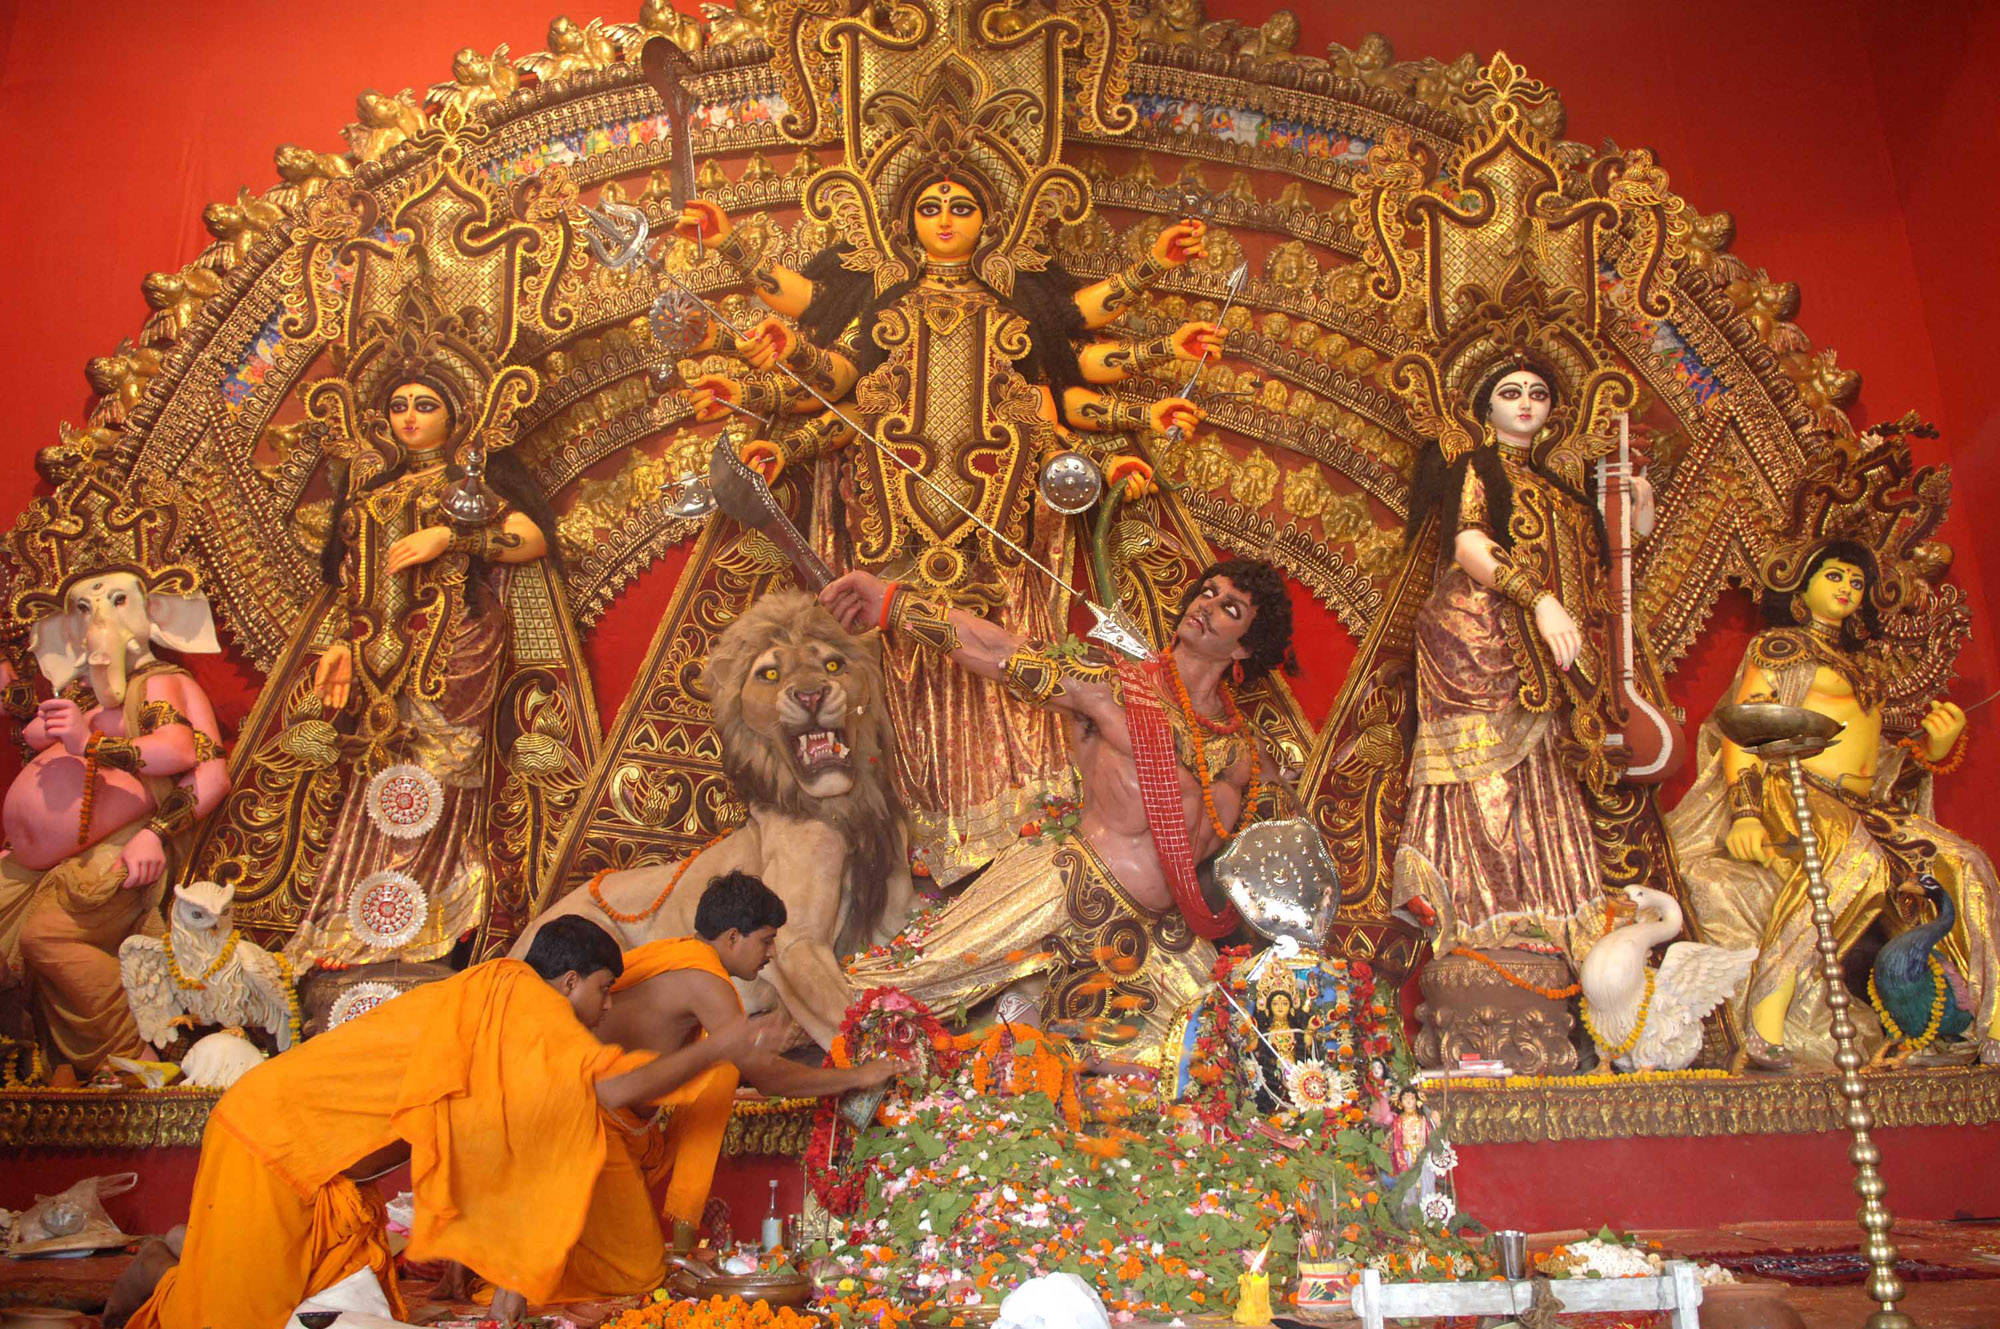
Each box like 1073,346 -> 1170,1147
913,180 -> 984,262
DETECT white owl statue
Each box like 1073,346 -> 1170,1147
120,881 -> 295,1088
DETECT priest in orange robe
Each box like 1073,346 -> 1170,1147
114,916 -> 780,1329
594,870 -> 907,1242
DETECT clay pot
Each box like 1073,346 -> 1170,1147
0,1308 -> 88,1329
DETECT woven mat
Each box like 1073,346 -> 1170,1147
1698,1247 -> 2000,1287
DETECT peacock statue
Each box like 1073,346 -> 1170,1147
1867,873 -> 1974,1068
1578,886 -> 1756,1072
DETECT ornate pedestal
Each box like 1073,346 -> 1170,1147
1414,948 -> 1579,1074
300,961 -> 454,1037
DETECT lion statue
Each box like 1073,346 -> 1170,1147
519,589 -> 913,1049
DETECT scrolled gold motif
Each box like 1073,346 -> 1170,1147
0,0 -> 1955,1008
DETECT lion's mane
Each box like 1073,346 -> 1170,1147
701,590 -> 903,954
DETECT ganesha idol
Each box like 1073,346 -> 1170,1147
0,476 -> 229,1076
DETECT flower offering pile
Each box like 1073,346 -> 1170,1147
805,955 -> 1492,1326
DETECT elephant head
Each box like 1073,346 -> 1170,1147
28,570 -> 221,705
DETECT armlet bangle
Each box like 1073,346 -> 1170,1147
146,785 -> 199,840
87,732 -> 144,775
887,591 -> 961,655
1489,561 -> 1550,612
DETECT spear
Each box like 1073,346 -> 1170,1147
1164,261 -> 1250,447
582,201 -> 1156,661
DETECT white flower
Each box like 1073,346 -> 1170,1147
1431,1141 -> 1459,1173
1420,1192 -> 1456,1225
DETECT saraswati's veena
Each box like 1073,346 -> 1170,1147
1595,411 -> 1687,783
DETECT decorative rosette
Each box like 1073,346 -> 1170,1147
1420,1191 -> 1458,1225
348,870 -> 429,949
1284,1059 -> 1350,1112
365,764 -> 444,839
329,981 -> 403,1028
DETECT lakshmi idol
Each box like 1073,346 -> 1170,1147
274,286 -> 566,969
1670,538 -> 2000,1069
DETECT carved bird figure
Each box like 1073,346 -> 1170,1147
120,881 -> 294,1087
1868,873 -> 1974,1068
1578,885 -> 1754,1072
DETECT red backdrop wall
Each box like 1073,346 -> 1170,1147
0,0 -> 1996,821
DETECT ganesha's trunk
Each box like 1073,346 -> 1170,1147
89,614 -> 135,705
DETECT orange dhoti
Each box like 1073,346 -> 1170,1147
127,1115 -> 405,1329
613,938 -> 745,1230
629,1061 -> 741,1228
537,1122 -> 671,1301
126,959 -> 655,1327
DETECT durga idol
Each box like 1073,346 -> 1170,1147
676,166 -> 1222,879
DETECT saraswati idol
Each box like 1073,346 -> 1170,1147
1388,271 -> 1684,968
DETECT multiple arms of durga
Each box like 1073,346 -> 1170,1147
668,191 -> 1226,489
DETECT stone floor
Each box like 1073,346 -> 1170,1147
5,1219 -> 1999,1326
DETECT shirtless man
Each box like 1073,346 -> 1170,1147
600,870 -> 906,1240
822,558 -> 1297,1061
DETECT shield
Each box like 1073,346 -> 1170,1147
1209,817 -> 1339,947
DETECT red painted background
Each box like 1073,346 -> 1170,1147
3,0 -> 2000,1227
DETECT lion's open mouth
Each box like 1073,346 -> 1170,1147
793,728 -> 851,772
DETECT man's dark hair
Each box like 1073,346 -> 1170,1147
1174,558 -> 1297,683
523,915 -> 625,981
694,870 -> 790,940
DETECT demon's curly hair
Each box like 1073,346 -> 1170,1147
1760,538 -> 1882,651
1174,557 -> 1297,683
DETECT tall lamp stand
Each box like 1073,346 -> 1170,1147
1717,702 -> 1913,1329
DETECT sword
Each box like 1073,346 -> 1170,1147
1164,261 -> 1250,447
583,205 -> 1155,660
639,37 -> 699,215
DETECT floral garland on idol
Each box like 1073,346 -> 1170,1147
808,987 -> 960,1217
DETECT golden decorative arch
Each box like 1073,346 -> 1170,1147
0,1 -> 1965,959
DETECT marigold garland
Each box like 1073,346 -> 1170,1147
1580,968 -> 1655,1060
956,1022 -> 1084,1130
0,1033 -> 47,1088
164,929 -> 241,992
590,829 -> 736,924
607,1292 -> 820,1329
77,738 -> 101,849
1163,650 -> 1261,840
1447,946 -> 1581,1000
1868,954 -> 1949,1051
1900,730 -> 1968,775
274,953 -> 305,1046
